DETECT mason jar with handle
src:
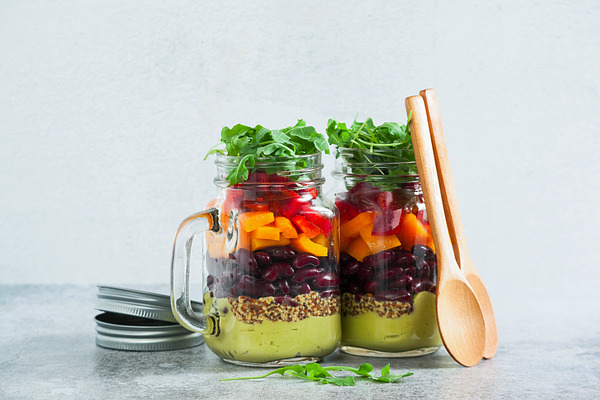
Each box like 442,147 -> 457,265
171,153 -> 341,366
332,147 -> 442,357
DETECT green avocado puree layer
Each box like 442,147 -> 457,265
341,291 -> 442,352
204,296 -> 341,363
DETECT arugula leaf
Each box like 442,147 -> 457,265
220,362 -> 412,387
370,364 -> 414,383
205,119 -> 329,185
326,115 -> 416,191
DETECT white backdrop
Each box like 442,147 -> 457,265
1,0 -> 599,304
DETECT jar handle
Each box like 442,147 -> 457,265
170,208 -> 220,336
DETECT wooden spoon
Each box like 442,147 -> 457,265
405,95 -> 486,367
420,88 -> 498,359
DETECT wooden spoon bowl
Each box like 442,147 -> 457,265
406,95 -> 486,367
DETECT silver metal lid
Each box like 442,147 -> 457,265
95,312 -> 203,351
95,285 -> 202,323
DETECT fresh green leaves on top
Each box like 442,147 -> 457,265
220,362 -> 413,386
326,114 -> 412,152
326,115 -> 417,191
205,120 -> 329,185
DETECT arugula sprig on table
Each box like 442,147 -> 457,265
326,115 -> 418,190
220,362 -> 413,386
205,120 -> 329,185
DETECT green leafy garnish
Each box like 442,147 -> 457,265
205,120 -> 329,185
326,114 -> 417,191
220,362 -> 413,386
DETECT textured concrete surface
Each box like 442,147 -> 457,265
1,285 -> 598,399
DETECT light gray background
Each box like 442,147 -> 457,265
1,0 -> 599,297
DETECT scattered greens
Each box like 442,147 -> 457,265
220,362 -> 413,386
205,120 -> 329,185
326,115 -> 418,190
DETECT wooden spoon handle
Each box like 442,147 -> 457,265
405,95 -> 455,271
419,89 -> 470,266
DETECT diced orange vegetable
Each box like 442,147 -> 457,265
239,211 -> 275,232
358,224 -> 401,254
426,236 -> 436,252
238,228 -> 251,250
274,216 -> 298,239
291,215 -> 321,239
290,233 -> 328,257
254,224 -> 281,241
251,233 -> 291,252
312,233 -> 329,248
346,236 -> 371,262
340,233 -> 353,252
340,212 -> 375,240
397,213 -> 430,250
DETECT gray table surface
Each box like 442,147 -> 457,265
0,284 -> 598,399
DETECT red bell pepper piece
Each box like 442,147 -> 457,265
303,211 -> 332,237
291,215 -> 321,239
371,208 -> 403,236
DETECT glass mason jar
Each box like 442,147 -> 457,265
171,153 -> 341,366
331,148 -> 442,357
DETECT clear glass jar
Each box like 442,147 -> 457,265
332,148 -> 442,357
171,153 -> 341,366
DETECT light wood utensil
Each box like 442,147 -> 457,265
405,95 -> 486,367
420,88 -> 498,359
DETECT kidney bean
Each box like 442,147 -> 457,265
261,262 -> 294,282
275,279 -> 291,295
374,289 -> 412,302
429,285 -> 437,293
253,251 -> 271,268
410,278 -> 435,294
394,252 -> 417,269
238,275 -> 276,296
340,252 -> 353,266
274,295 -> 298,307
290,281 -> 311,295
403,266 -> 416,276
414,259 -> 431,279
425,261 -> 437,278
342,260 -> 362,276
364,280 -> 380,293
389,274 -> 413,288
357,267 -> 375,282
313,271 -> 339,288
320,290 -> 341,298
291,267 -> 319,282
206,274 -> 215,289
263,246 -> 296,260
393,247 -> 411,257
343,282 -> 363,294
363,250 -> 395,269
376,267 -> 403,282
234,249 -> 258,273
411,244 -> 436,261
292,253 -> 320,269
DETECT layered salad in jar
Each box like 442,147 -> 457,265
327,117 -> 442,356
202,120 -> 341,364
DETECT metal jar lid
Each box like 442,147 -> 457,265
94,286 -> 204,351
95,285 -> 202,323
95,312 -> 203,351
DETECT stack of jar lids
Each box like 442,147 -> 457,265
94,286 -> 204,351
